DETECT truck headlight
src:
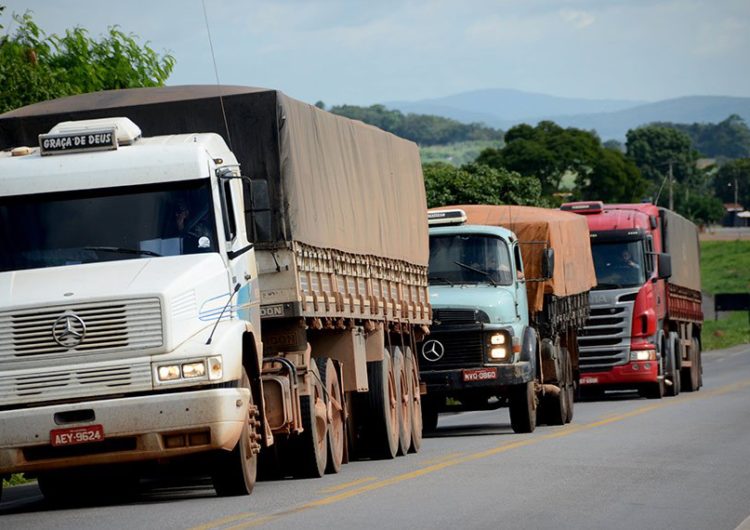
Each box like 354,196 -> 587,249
490,333 -> 506,345
630,349 -> 657,361
158,365 -> 181,381
490,347 -> 508,360
182,361 -> 206,378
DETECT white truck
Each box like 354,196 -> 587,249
0,86 -> 430,502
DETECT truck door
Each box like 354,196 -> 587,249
513,242 -> 528,321
218,176 -> 260,330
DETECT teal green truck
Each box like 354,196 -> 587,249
420,206 -> 596,433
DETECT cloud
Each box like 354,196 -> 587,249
559,9 -> 595,29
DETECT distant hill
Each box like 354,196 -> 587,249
385,89 -> 645,128
384,90 -> 750,141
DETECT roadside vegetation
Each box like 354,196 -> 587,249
701,240 -> 750,351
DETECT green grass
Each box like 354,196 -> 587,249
700,240 -> 750,351
700,240 -> 750,295
2,473 -> 30,487
703,312 -> 750,351
420,140 -> 501,166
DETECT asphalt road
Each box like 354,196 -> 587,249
3,345 -> 750,530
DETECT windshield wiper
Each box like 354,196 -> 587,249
428,276 -> 455,286
83,246 -> 161,257
454,261 -> 497,286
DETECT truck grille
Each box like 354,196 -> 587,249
0,361 -> 154,407
0,298 -> 163,362
433,308 -> 490,325
418,331 -> 484,370
577,292 -> 636,371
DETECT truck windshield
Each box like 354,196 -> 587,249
429,234 -> 513,286
0,179 -> 218,273
591,240 -> 647,290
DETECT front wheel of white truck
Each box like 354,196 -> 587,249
509,381 -> 537,434
212,369 -> 259,496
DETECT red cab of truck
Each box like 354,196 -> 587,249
560,201 -> 703,398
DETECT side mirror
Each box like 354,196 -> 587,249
541,248 -> 555,279
657,253 -> 672,280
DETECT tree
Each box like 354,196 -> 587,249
476,121 -> 600,195
314,100 -> 326,110
423,162 -> 546,209
714,158 -> 750,207
577,147 -> 647,203
625,126 -> 698,189
0,9 -> 175,113
653,114 -> 750,159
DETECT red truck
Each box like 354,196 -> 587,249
560,201 -> 703,398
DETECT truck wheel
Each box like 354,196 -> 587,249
421,396 -> 439,433
292,361 -> 328,478
317,358 -> 344,474
543,348 -> 571,426
681,337 -> 702,392
392,347 -> 413,456
639,379 -> 664,400
405,346 -> 423,453
212,368 -> 259,496
563,348 -> 574,423
509,381 -> 536,433
665,334 -> 681,397
366,349 -> 399,459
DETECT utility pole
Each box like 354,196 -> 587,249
668,161 -> 674,211
734,177 -> 739,206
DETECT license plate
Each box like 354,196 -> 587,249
580,376 -> 599,385
462,368 -> 498,382
50,425 -> 104,447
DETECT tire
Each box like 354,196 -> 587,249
563,349 -> 574,423
212,368 -> 259,496
665,333 -> 681,397
292,361 -> 328,478
509,381 -> 537,433
317,358 -> 344,474
681,337 -> 702,392
366,349 -> 399,459
405,347 -> 423,453
392,347 -> 412,456
639,380 -> 664,400
543,348 -> 569,426
421,396 -> 439,434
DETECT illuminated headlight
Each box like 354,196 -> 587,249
158,365 -> 181,381
182,361 -> 206,379
490,333 -> 506,345
630,349 -> 657,361
208,356 -> 223,381
490,347 -> 508,360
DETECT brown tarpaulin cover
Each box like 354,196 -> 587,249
0,86 -> 429,267
660,208 -> 701,292
433,205 -> 597,312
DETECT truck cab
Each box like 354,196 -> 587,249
0,117 -> 264,498
419,210 -> 534,431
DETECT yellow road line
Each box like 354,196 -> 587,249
194,377 -> 750,529
320,476 -> 378,494
188,512 -> 257,530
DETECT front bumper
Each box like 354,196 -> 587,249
579,360 -> 658,388
421,361 -> 533,393
0,387 -> 249,474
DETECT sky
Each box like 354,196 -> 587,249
2,0 -> 749,107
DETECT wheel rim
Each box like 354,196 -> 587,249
328,367 -> 344,466
387,365 -> 399,437
400,367 -> 411,438
410,356 -> 422,435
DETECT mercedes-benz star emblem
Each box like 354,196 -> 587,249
421,340 -> 445,362
52,313 -> 87,348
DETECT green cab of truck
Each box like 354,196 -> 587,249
420,210 -> 535,426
